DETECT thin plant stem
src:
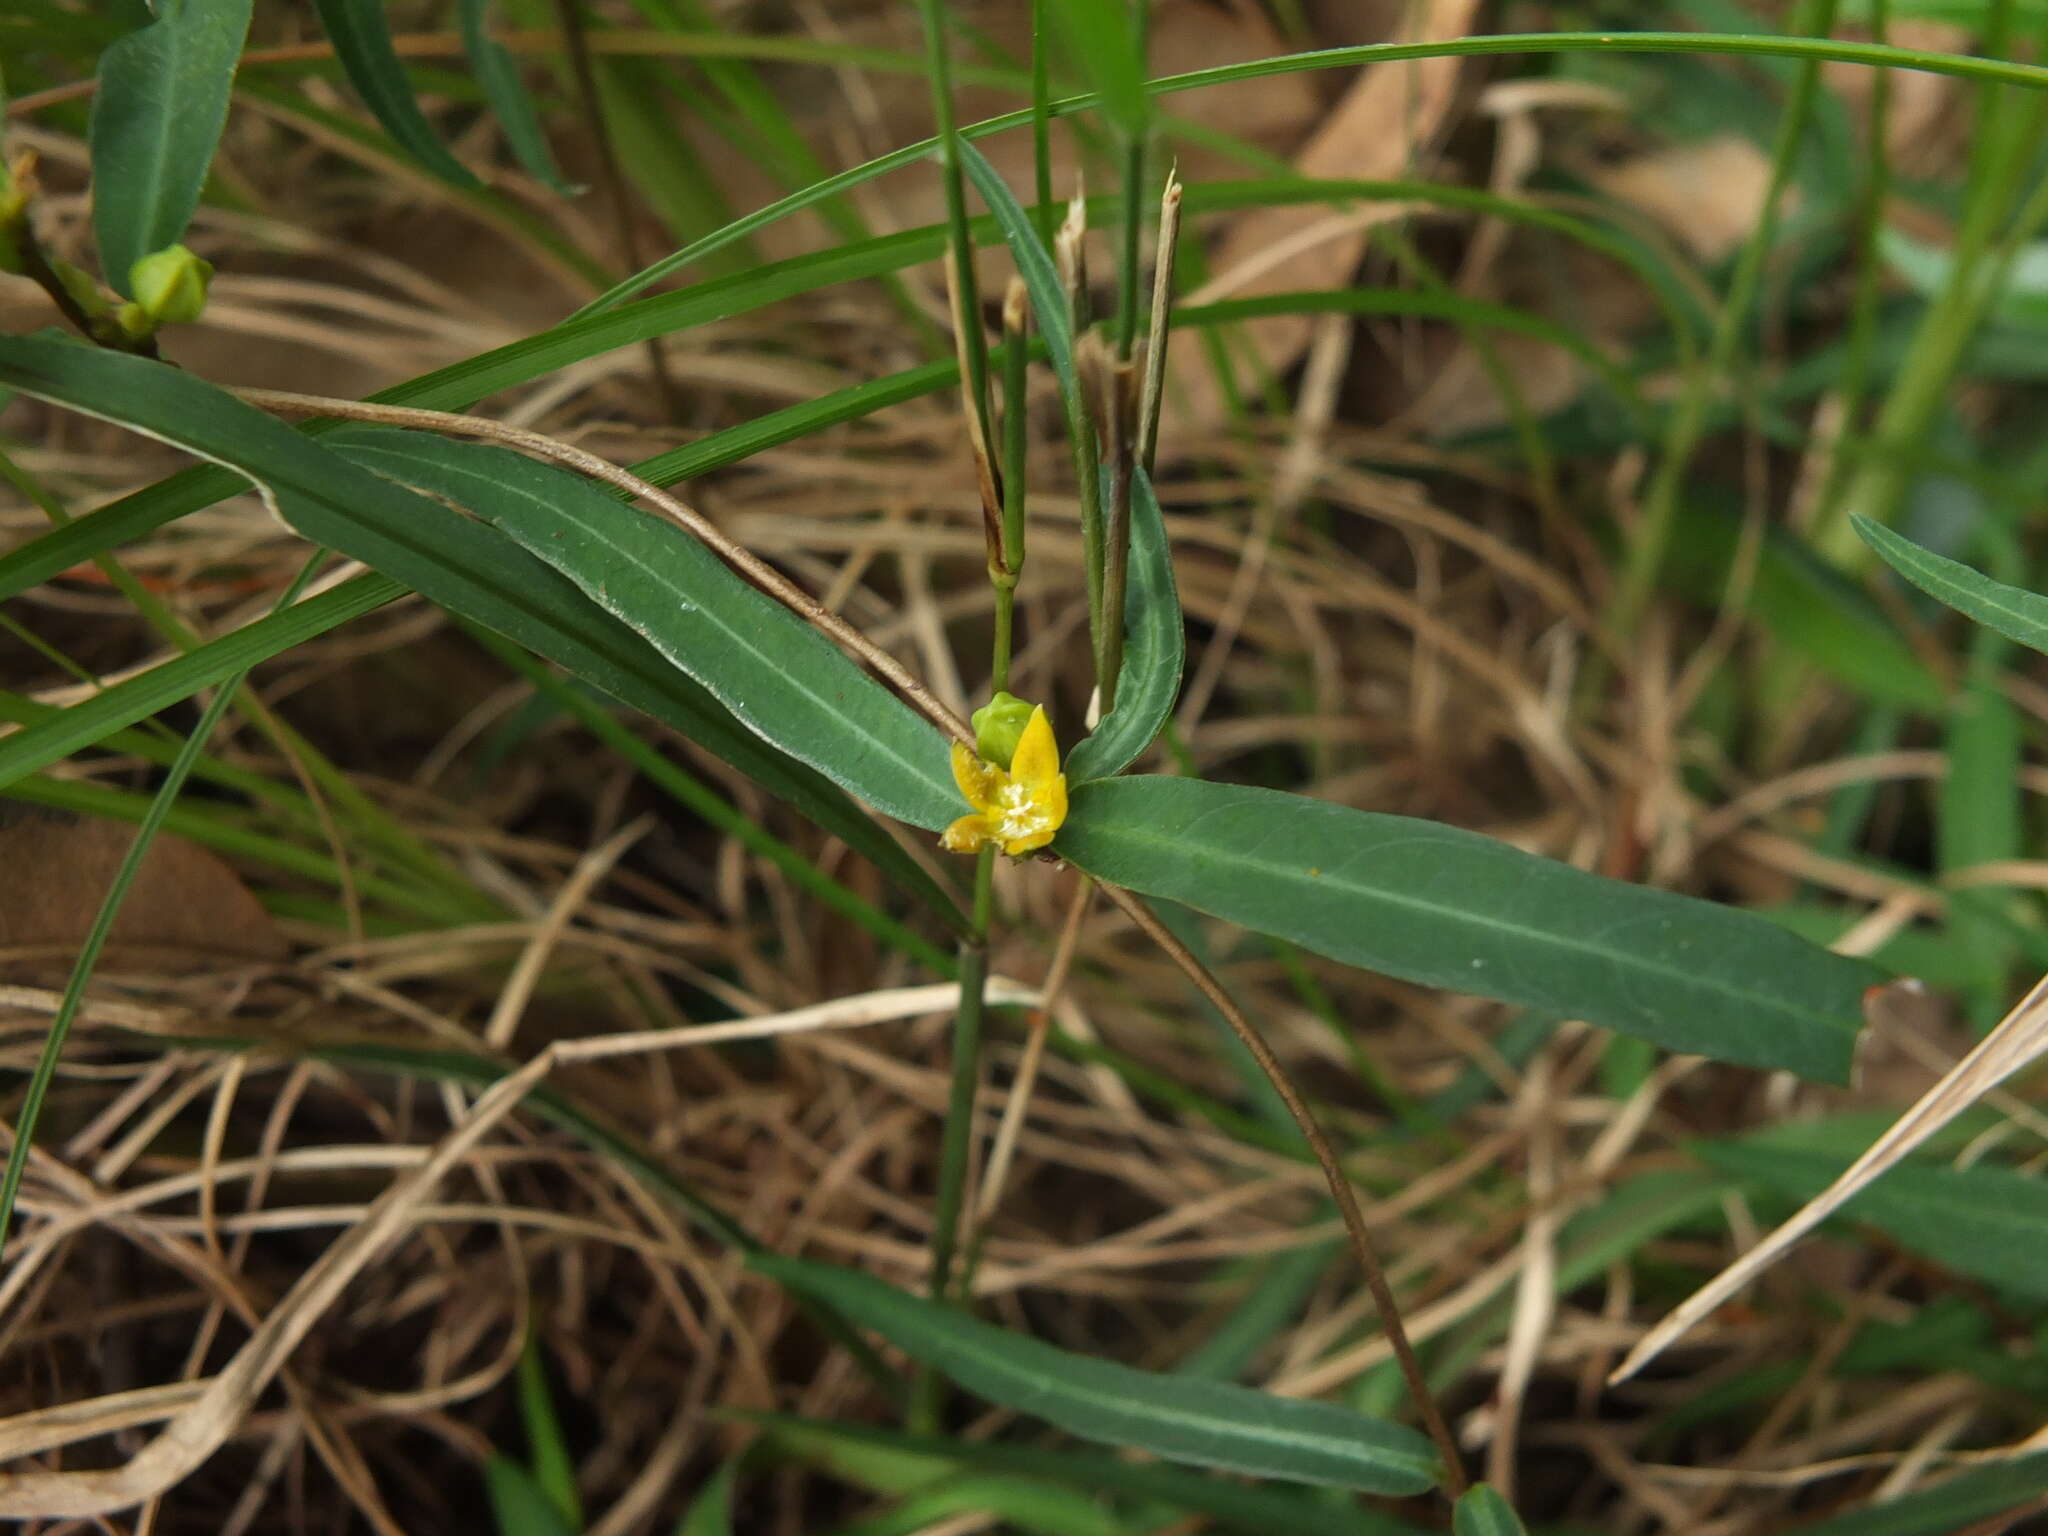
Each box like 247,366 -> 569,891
1810,0 -> 1891,547
993,277 -> 1031,692
548,0 -> 681,418
1136,169 -> 1181,474
0,552 -> 326,1242
1095,879 -> 1470,1498
915,845 -> 997,1429
1030,0 -> 1054,252
1825,0 -> 2048,553
1602,0 -> 1841,659
235,388 -> 975,747
916,0 -> 997,466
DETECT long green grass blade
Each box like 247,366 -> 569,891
311,0 -> 481,186
0,571 -> 401,791
459,0 -> 574,191
1699,1137 -> 2048,1302
751,1254 -> 1442,1493
1056,776 -> 1882,1082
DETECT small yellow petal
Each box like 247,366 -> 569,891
1040,771 -> 1067,832
1008,706 -> 1059,788
941,813 -> 994,854
950,739 -> 1002,812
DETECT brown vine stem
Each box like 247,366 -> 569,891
235,388 -> 973,748
1093,878 -> 1470,1499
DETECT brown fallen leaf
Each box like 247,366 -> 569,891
0,810 -> 288,975
1164,0 -> 1485,435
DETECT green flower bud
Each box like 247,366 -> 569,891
972,691 -> 1037,770
128,243 -> 213,326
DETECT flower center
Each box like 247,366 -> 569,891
994,779 -> 1050,841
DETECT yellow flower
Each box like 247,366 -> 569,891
941,704 -> 1067,857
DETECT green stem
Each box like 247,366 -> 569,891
1030,0 -> 1054,252
1602,0 -> 1841,654
1809,0 -> 1892,548
917,0 -> 996,460
1825,0 -> 2048,553
915,846 -> 996,1429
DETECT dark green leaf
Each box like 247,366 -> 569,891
1055,777 -> 1881,1082
743,1413 -> 1422,1535
1855,513 -> 2048,657
751,1254 -> 1441,1494
459,0 -> 574,192
1454,1485 -> 1528,1536
483,1456 -> 577,1536
1066,465 -> 1182,781
1698,1138 -> 2048,1302
0,338 -> 959,931
312,0 -> 481,187
329,427 -> 959,832
89,0 -> 253,291
1790,1450 -> 2048,1536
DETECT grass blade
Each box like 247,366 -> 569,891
459,0 -> 574,192
311,0 -> 482,187
751,1253 -> 1442,1494
0,571 -> 400,791
1056,776 -> 1882,1082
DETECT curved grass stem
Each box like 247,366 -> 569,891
1095,879 -> 1469,1498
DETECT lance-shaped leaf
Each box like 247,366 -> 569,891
458,0 -> 574,193
312,0 -> 480,187
330,427 -> 960,833
1855,513 -> 2048,657
1065,464 -> 1182,782
0,337 -> 962,932
752,1253 -> 1441,1494
89,0 -> 254,291
1056,776 -> 1881,1082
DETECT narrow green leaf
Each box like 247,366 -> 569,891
1854,512 -> 2048,655
1044,0 -> 1150,141
1453,1485 -> 1528,1536
0,338 -> 959,930
514,1338 -> 583,1532
1056,777 -> 1881,1082
675,1456 -> 743,1536
1065,465 -> 1182,781
458,0 -> 574,192
0,571 -> 401,792
750,1254 -> 1441,1494
1698,1138 -> 2048,1302
88,0 -> 253,291
312,0 -> 482,187
1794,1451 -> 2048,1536
483,1456 -> 578,1536
741,1414 -> 1417,1536
329,426 -> 959,832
